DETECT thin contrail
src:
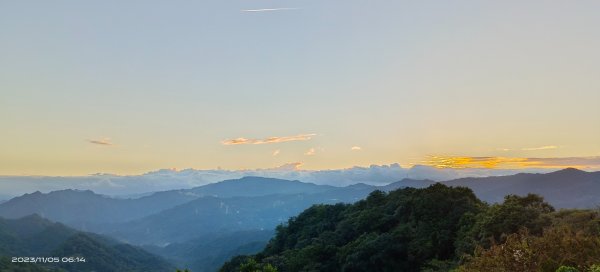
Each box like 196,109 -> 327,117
242,7 -> 299,12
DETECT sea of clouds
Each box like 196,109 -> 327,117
0,164 -> 556,199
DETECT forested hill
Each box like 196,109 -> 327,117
0,214 -> 174,272
442,168 -> 600,208
220,184 -> 600,272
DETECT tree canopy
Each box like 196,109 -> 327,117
220,184 -> 600,272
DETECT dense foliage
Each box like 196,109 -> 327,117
459,209 -> 600,272
221,184 -> 483,271
220,184 -> 600,272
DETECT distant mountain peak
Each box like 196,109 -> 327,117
562,167 -> 584,172
43,189 -> 104,198
550,167 -> 587,175
217,176 -> 311,186
239,176 -> 284,181
17,213 -> 47,222
238,176 -> 301,182
182,176 -> 334,199
346,183 -> 373,189
398,178 -> 436,183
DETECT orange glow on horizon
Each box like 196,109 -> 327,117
422,155 -> 600,170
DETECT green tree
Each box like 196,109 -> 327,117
459,226 -> 600,272
556,266 -> 580,272
467,194 -> 554,249
223,184 -> 483,272
589,265 -> 600,272
239,258 -> 278,272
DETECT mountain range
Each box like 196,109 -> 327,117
0,164 -> 554,197
1,170 -> 599,240
0,188 -> 198,231
444,168 -> 600,208
1,168 -> 599,271
0,214 -> 174,271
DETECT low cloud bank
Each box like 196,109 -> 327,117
0,164 -> 557,198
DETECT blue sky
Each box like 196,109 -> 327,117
1,1 -> 600,175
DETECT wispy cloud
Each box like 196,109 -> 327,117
265,162 -> 303,171
351,146 -> 362,151
87,138 -> 114,146
304,148 -> 316,156
497,146 -> 559,152
272,149 -> 281,156
222,133 -> 316,145
522,145 -> 559,151
242,7 -> 299,12
422,155 -> 600,169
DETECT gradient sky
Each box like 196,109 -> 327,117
2,1 -> 600,175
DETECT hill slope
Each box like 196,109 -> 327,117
220,184 -> 484,272
0,177 -> 338,232
110,187 -> 374,245
220,184 -> 600,272
442,168 -> 600,208
0,189 -> 197,231
184,176 -> 337,197
146,230 -> 275,272
0,215 -> 174,272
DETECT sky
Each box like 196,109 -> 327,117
1,1 -> 600,176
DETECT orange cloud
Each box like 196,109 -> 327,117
304,148 -> 316,156
422,155 -> 600,169
522,145 -> 559,151
221,134 -> 316,145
